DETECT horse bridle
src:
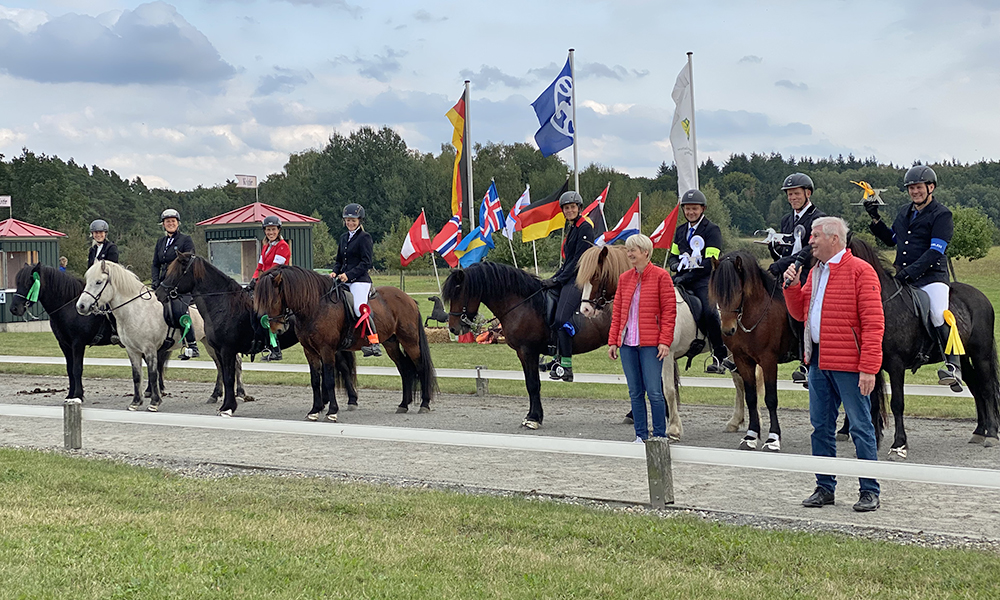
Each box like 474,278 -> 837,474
581,282 -> 612,311
448,306 -> 480,331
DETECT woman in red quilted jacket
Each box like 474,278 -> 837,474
608,234 -> 677,442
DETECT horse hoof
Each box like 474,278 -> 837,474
218,409 -> 233,418
668,433 -> 681,442
724,423 -> 740,433
241,395 -> 256,403
738,437 -> 758,451
622,417 -> 634,425
836,433 -> 850,442
969,434 -> 987,445
326,414 -> 338,422
147,404 -> 159,413
207,397 -> 219,404
395,407 -> 408,414
521,419 -> 540,430
306,413 -> 319,421
418,406 -> 431,414
347,404 -> 357,411
127,402 -> 141,412
887,446 -> 907,461
985,437 -> 999,448
761,439 -> 781,452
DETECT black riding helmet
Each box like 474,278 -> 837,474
90,219 -> 109,232
904,165 -> 937,187
680,189 -> 707,205
343,203 -> 365,219
262,215 -> 282,229
780,173 -> 815,192
559,191 -> 584,207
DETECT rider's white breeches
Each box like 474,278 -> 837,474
919,281 -> 950,327
349,282 -> 371,317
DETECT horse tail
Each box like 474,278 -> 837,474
334,349 -> 357,393
415,310 -> 439,398
871,370 -> 887,449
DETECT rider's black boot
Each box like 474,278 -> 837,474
935,324 -> 964,392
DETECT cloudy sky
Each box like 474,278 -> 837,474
1,0 -> 999,190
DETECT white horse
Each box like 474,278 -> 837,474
76,260 -> 227,411
577,246 -> 762,441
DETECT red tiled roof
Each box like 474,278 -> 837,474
0,219 -> 67,238
197,202 -> 320,226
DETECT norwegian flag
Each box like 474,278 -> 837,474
400,210 -> 432,266
479,180 -> 504,238
650,204 -> 681,250
432,214 -> 462,268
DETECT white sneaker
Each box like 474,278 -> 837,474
634,436 -> 644,444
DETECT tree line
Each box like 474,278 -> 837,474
1,127 -> 996,279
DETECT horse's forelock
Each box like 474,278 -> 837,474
253,272 -> 281,316
441,270 -> 463,303
711,252 -> 765,308
102,261 -> 144,295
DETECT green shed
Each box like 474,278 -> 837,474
197,202 -> 319,284
1,218 -> 66,326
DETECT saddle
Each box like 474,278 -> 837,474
335,284 -> 379,351
674,286 -> 707,369
902,283 -> 944,370
160,296 -> 190,351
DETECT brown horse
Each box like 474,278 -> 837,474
710,250 -> 885,452
443,261 -> 610,429
576,245 -> 762,440
255,265 -> 437,421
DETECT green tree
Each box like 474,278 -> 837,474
948,206 -> 996,262
310,211 -> 337,269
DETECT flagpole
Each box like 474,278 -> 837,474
431,254 -> 441,295
687,52 -> 699,189
465,80 -> 476,230
569,48 -> 579,193
533,241 -> 539,275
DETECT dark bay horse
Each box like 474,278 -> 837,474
155,253 -> 343,417
254,265 -> 436,421
709,250 -> 886,451
10,263 -> 238,402
443,261 -> 610,429
847,239 -> 999,457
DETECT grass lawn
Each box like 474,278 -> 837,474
0,448 -> 998,599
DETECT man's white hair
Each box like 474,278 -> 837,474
812,216 -> 849,248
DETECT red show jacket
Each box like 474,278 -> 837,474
252,239 -> 291,279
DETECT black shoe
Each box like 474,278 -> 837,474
263,347 -> 282,362
937,362 -> 964,393
188,344 -> 199,358
362,344 -> 382,357
802,486 -> 835,507
549,365 -> 573,382
705,356 -> 731,375
110,334 -> 124,347
792,364 -> 808,385
853,491 -> 880,512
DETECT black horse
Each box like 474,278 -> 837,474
9,263 -> 241,402
846,238 -> 1000,457
155,252 -> 357,416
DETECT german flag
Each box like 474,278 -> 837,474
446,91 -> 470,218
516,179 -> 569,242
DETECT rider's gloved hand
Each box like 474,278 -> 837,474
863,199 -> 881,221
673,271 -> 692,287
894,268 -> 910,283
247,278 -> 256,293
541,278 -> 559,289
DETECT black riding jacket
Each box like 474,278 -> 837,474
334,229 -> 374,284
668,217 -> 722,290
870,198 -> 952,286
151,231 -> 194,288
769,203 -> 825,261
550,215 -> 595,287
87,240 -> 120,268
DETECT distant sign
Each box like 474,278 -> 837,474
235,175 -> 258,189
0,195 -> 10,208
0,291 -> 6,304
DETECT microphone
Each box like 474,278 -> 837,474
783,247 -> 812,289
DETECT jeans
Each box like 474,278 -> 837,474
620,345 -> 666,440
807,346 -> 880,495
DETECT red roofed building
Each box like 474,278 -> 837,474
197,202 -> 319,283
1,219 -> 67,324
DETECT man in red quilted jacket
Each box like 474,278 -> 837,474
783,217 -> 885,513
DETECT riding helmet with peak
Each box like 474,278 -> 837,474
262,215 -> 282,229
903,165 -> 937,187
90,219 -> 109,232
680,189 -> 707,206
343,203 -> 365,219
559,191 -> 584,207
160,208 -> 180,222
780,173 -> 814,192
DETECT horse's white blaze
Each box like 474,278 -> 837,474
580,282 -> 594,317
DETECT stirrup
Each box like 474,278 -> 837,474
937,363 -> 964,393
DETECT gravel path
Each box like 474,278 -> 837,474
2,372 -> 999,551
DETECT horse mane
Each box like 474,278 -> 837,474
255,265 -> 333,316
169,253 -> 243,293
19,264 -> 84,300
442,262 -> 544,310
89,260 -> 146,296
848,236 -> 892,282
711,250 -> 777,307
575,245 -> 631,291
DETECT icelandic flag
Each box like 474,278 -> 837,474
531,58 -> 574,157
503,185 -> 530,240
432,214 -> 462,268
596,195 -> 640,247
400,210 -> 432,266
479,180 -> 504,238
454,229 -> 494,268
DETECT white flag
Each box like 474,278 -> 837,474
235,174 -> 258,189
669,61 -> 698,199
0,195 -> 10,208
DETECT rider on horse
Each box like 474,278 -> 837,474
88,219 -> 122,346
866,165 -> 962,392
250,215 -> 291,361
331,203 -> 382,358
667,189 -> 733,374
151,208 -> 199,360
767,172 -> 826,385
542,191 -> 595,382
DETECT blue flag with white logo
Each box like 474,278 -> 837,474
531,58 -> 574,157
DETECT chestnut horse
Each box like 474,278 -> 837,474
255,265 -> 436,421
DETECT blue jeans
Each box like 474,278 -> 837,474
807,352 -> 880,496
620,345 -> 666,440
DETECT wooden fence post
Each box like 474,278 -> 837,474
476,366 -> 489,397
63,398 -> 82,450
645,437 -> 674,508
